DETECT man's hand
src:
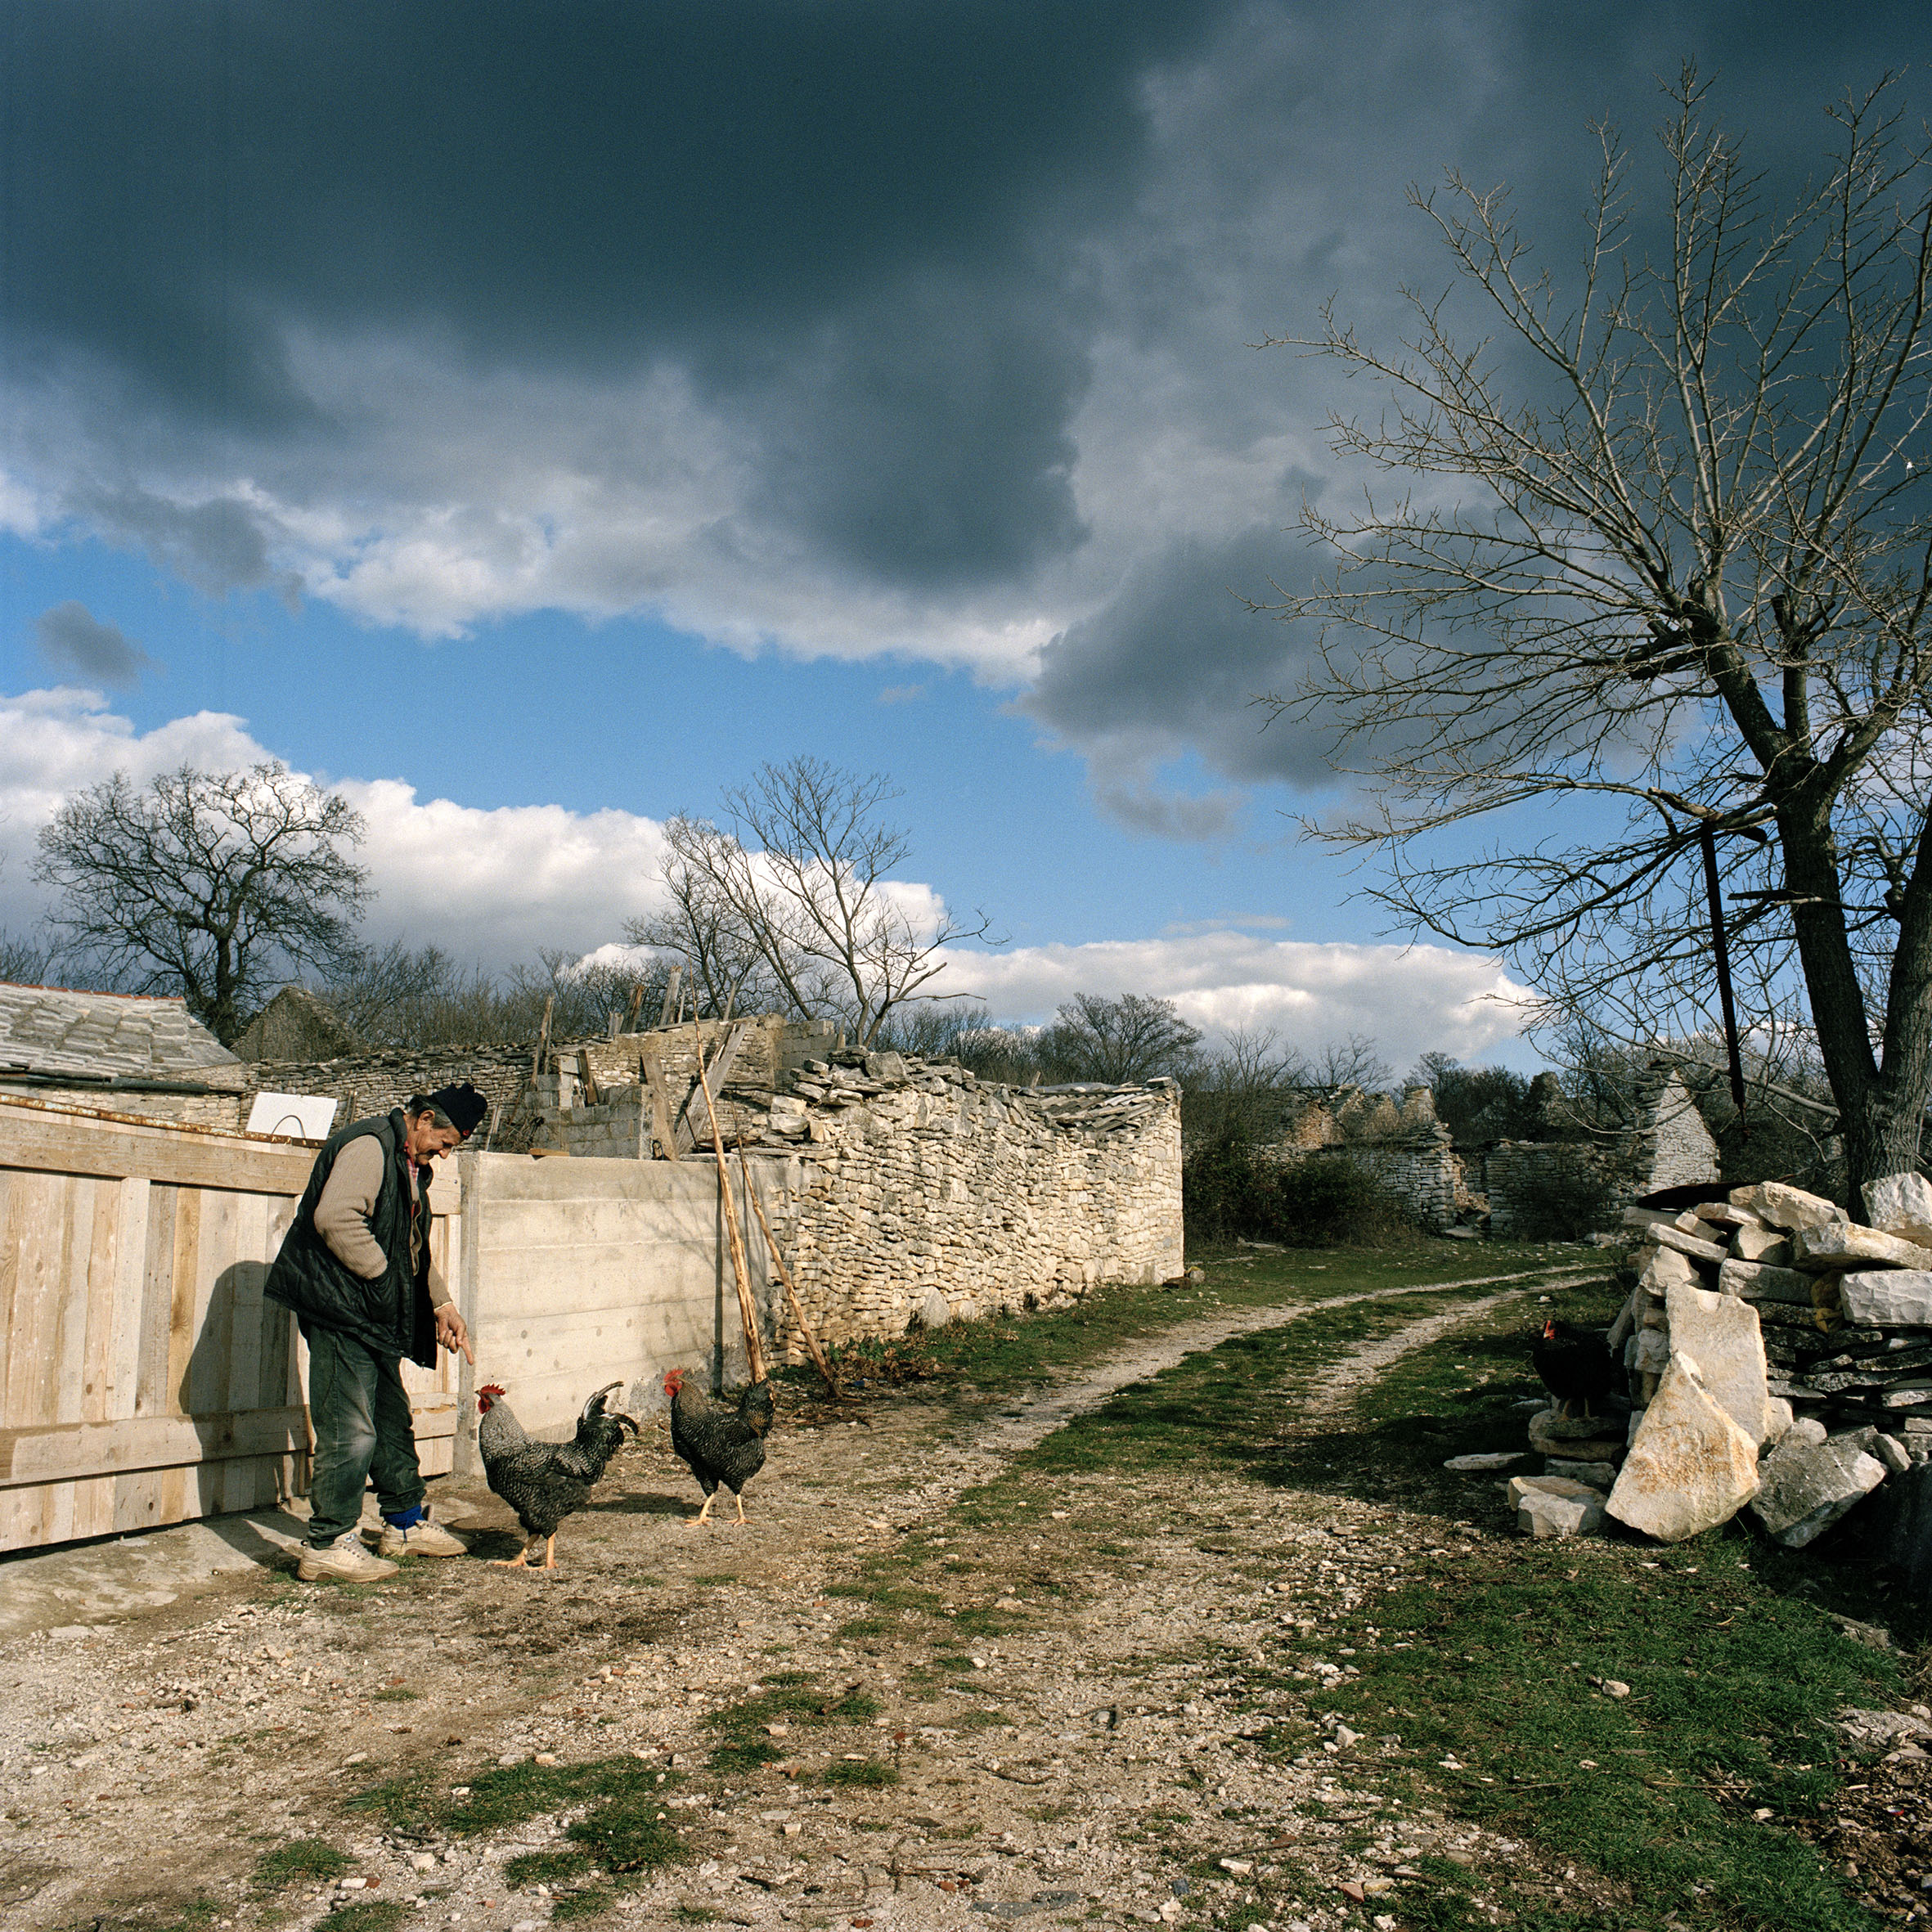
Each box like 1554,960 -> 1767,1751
434,1303 -> 474,1366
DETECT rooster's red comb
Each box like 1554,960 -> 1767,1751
478,1382 -> 507,1397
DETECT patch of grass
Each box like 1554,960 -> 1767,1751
1029,1274 -> 1896,1932
690,1572 -> 740,1585
371,1685 -> 417,1703
502,1849 -> 594,1885
702,1673 -> 883,1772
824,1577 -> 941,1612
550,1885 -> 618,1921
321,1904 -> 407,1932
823,1757 -> 897,1786
348,1753 -> 684,1884
253,1837 -> 353,1889
780,1243 -> 1528,1404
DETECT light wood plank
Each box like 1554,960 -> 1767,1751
3,1174 -> 65,1427
0,1110 -> 314,1195
134,1185 -> 178,1417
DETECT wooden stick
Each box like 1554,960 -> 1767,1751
532,994 -> 555,1082
695,1021 -> 766,1385
739,1152 -> 842,1399
658,962 -> 682,1029
622,982 -> 645,1033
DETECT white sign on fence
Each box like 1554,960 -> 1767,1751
246,1092 -> 339,1140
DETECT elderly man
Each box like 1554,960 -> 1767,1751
266,1083 -> 488,1582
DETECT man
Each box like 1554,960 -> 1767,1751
266,1082 -> 489,1582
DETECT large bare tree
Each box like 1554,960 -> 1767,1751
34,763 -> 369,1044
1260,70 -> 1932,1206
644,756 -> 995,1045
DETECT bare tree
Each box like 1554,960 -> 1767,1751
34,763 -> 369,1044
0,928 -> 52,986
1260,70 -> 1932,1205
1040,991 -> 1202,1085
1183,1026 -> 1310,1147
624,816 -> 786,1020
648,757 -> 996,1045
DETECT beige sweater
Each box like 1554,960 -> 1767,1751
312,1135 -> 452,1308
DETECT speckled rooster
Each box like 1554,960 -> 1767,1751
664,1368 -> 775,1526
475,1380 -> 639,1570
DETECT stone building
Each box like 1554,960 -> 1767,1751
1259,1063 -> 1719,1237
0,982 -> 249,1125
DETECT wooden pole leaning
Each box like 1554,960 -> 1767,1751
694,1020 -> 767,1386
738,1151 -> 842,1400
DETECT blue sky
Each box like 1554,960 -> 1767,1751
1,2 -> 1920,1072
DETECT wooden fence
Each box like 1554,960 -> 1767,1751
0,1096 -> 459,1552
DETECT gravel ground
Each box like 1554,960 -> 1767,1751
0,1269 -> 1606,1932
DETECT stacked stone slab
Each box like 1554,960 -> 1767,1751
1595,1174 -> 1932,1545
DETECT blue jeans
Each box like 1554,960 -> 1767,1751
301,1319 -> 425,1547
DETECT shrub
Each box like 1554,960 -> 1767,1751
1184,1143 -> 1415,1246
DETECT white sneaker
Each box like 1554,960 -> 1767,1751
378,1514 -> 469,1558
298,1530 -> 400,1583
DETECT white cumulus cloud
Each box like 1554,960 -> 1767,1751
928,931 -> 1529,1070
0,688 -> 1529,1068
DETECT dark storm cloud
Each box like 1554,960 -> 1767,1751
34,602 -> 155,687
1025,526 -> 1331,792
0,0 -> 1224,589
4,0 -> 1930,807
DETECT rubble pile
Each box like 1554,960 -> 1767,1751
1508,1171 -> 1932,1548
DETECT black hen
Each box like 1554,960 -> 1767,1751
476,1380 -> 639,1570
1531,1319 -> 1616,1418
664,1368 -> 775,1526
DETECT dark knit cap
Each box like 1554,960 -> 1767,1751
421,1082 -> 488,1138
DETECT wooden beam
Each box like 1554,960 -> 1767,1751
658,962 -> 683,1029
576,1048 -> 603,1108
674,1021 -> 749,1152
694,1026 -> 766,1385
532,994 -> 555,1083
739,1153 -> 841,1399
0,1400 -> 459,1489
0,1110 -> 314,1196
640,1043 -> 679,1159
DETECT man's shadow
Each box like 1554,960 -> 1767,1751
175,1261 -> 313,1569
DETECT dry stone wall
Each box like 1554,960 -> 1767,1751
1258,1064 -> 1720,1237
744,1063 -> 1184,1357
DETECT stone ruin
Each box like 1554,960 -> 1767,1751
1504,1172 -> 1932,1549
1259,1063 -> 1719,1239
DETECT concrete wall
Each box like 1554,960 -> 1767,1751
449,1149 -> 776,1473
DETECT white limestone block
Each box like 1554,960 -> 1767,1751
1718,1258 -> 1816,1305
1508,1475 -> 1608,1539
1606,1352 -> 1760,1543
1664,1283 -> 1768,1444
1729,1181 -> 1847,1232
1637,1245 -> 1696,1292
1731,1222 -> 1793,1265
1864,1172 -> 1932,1242
1791,1222 -> 1932,1272
1840,1270 -> 1932,1328
1750,1432 -> 1886,1548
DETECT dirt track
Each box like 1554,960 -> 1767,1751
0,1265 -> 1593,1931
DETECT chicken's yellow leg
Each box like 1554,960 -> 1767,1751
730,1493 -> 747,1525
492,1538 -> 541,1570
688,1491 -> 717,1528
540,1534 -> 558,1570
